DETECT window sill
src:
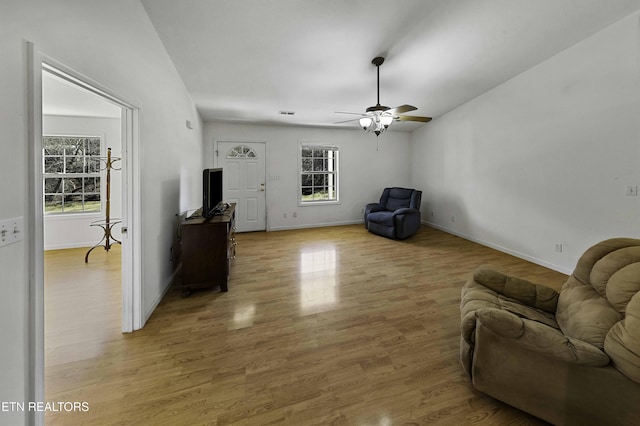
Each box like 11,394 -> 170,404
298,200 -> 341,207
44,212 -> 104,221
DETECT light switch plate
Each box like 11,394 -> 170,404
627,185 -> 638,196
0,216 -> 24,248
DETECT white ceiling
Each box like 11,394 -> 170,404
46,1 -> 640,130
139,0 -> 640,132
140,0 -> 640,132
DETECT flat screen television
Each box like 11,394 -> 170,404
203,168 -> 223,218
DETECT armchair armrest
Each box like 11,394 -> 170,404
365,203 -> 386,213
473,268 -> 559,314
476,308 -> 609,366
392,207 -> 419,216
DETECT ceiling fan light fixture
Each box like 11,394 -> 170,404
380,115 -> 393,128
359,117 -> 373,130
335,56 -> 431,137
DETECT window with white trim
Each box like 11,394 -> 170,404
227,145 -> 257,158
43,136 -> 102,214
300,144 -> 339,204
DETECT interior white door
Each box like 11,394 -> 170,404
217,141 -> 266,232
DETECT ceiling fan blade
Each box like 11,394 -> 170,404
396,115 -> 432,123
334,118 -> 362,124
335,111 -> 367,116
387,104 -> 417,115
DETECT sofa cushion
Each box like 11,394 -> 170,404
557,243 -> 640,350
605,291 -> 640,384
556,276 -> 622,350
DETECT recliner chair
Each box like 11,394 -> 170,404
460,238 -> 640,425
364,187 -> 422,239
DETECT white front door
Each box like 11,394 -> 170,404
217,142 -> 266,232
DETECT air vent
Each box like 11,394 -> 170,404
279,110 -> 295,116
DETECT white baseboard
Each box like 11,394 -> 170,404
44,241 -> 96,251
423,221 -> 572,275
144,267 -> 179,323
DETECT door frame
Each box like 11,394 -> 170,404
27,43 -> 143,424
214,140 -> 268,231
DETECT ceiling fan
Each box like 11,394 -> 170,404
336,56 -> 432,136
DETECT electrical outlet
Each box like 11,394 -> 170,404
626,185 -> 638,196
554,243 -> 563,253
0,216 -> 24,248
292,212 -> 297,218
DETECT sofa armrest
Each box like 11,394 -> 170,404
473,268 -> 559,313
476,308 -> 609,366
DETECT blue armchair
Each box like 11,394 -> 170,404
364,187 -> 422,239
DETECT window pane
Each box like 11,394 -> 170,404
64,195 -> 84,212
44,195 -> 63,213
84,194 -> 101,212
313,174 -> 326,186
65,156 -> 84,174
312,149 -> 324,158
86,158 -> 101,173
43,138 -> 64,155
86,138 -> 101,155
44,157 -> 64,173
301,148 -> 312,158
84,177 -> 98,192
64,177 -> 83,194
44,178 -> 62,194
301,158 -> 312,172
65,138 -> 84,155
301,174 -> 312,186
314,189 -> 328,200
313,159 -> 324,171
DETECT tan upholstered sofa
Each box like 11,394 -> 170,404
460,238 -> 640,425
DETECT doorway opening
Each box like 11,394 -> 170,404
41,68 -> 124,399
27,46 -> 143,424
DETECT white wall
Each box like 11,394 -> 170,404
43,115 -> 123,250
0,2 -> 203,423
411,11 -> 640,274
203,123 -> 412,231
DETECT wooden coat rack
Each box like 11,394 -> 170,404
85,148 -> 121,262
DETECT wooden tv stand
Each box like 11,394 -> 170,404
179,203 -> 236,297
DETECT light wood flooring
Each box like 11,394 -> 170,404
44,225 -> 567,425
